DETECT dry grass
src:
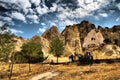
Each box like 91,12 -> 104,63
52,63 -> 120,80
0,62 -> 120,80
0,63 -> 53,80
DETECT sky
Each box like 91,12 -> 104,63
0,0 -> 120,38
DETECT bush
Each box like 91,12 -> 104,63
15,42 -> 47,63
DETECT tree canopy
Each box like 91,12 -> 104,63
0,24 -> 14,62
49,38 -> 64,63
15,41 -> 46,63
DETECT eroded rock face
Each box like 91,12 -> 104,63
61,20 -> 98,54
31,35 -> 50,57
41,20 -> 120,57
83,29 -> 104,48
77,20 -> 96,47
9,37 -> 26,62
61,24 -> 82,55
42,26 -> 60,41
99,25 -> 120,46
101,44 -> 120,58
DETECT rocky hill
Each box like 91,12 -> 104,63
41,20 -> 120,59
61,24 -> 82,55
2,20 -> 119,61
99,25 -> 120,46
31,35 -> 50,57
42,26 -> 60,41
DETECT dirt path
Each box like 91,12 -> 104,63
30,71 -> 60,80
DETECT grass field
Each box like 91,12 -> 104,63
0,62 -> 120,80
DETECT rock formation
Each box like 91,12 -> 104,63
42,26 -> 60,41
99,25 -> 120,46
77,20 -> 96,47
31,35 -> 50,57
83,29 -> 104,48
41,20 -> 120,59
61,24 -> 82,55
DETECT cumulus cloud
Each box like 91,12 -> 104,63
55,0 -> 112,20
50,22 -> 57,26
9,28 -> 24,34
63,20 -> 77,26
0,21 -> 5,26
11,12 -> 26,22
27,14 -> 39,23
37,27 -> 46,33
30,0 -> 40,6
36,5 -> 48,15
41,23 -> 46,26
50,3 -> 58,12
99,13 -> 108,17
3,17 -> 12,21
116,17 -> 120,21
116,3 -> 120,10
0,0 -> 119,35
56,19 -> 77,30
0,0 -> 116,25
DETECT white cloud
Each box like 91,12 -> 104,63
27,14 -> 38,20
27,15 -> 39,23
36,5 -> 48,15
3,17 -> 12,22
11,12 -> 26,22
0,16 -> 13,24
50,3 -> 58,12
37,27 -> 46,33
57,19 -> 77,30
99,13 -> 108,17
116,17 -> 120,22
85,0 -> 94,4
63,20 -> 77,26
117,3 -> 120,10
30,0 -> 40,6
0,21 -> 5,26
0,0 -> 116,27
2,0 -> 31,14
9,28 -> 24,34
50,22 -> 57,26
56,0 -> 111,20
41,23 -> 46,26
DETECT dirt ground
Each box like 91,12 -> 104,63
0,62 -> 120,80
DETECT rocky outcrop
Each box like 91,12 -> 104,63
8,36 -> 26,62
61,20 -> 98,54
83,29 -> 104,48
61,24 -> 82,55
41,20 -> 120,58
97,44 -> 120,59
98,25 -> 120,46
42,26 -> 60,41
31,35 -> 50,57
77,20 -> 96,47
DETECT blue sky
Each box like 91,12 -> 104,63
0,0 -> 120,38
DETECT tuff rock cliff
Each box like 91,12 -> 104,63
42,26 -> 60,41
41,20 -> 120,59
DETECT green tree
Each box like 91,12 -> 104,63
0,24 -> 14,62
49,38 -> 64,63
17,41 -> 46,72
0,24 -> 15,80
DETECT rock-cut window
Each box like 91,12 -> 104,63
91,37 -> 95,40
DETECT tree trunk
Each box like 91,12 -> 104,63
57,56 -> 58,64
8,62 -> 14,80
28,57 -> 31,72
8,52 -> 15,80
8,59 -> 14,80
29,62 -> 31,72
